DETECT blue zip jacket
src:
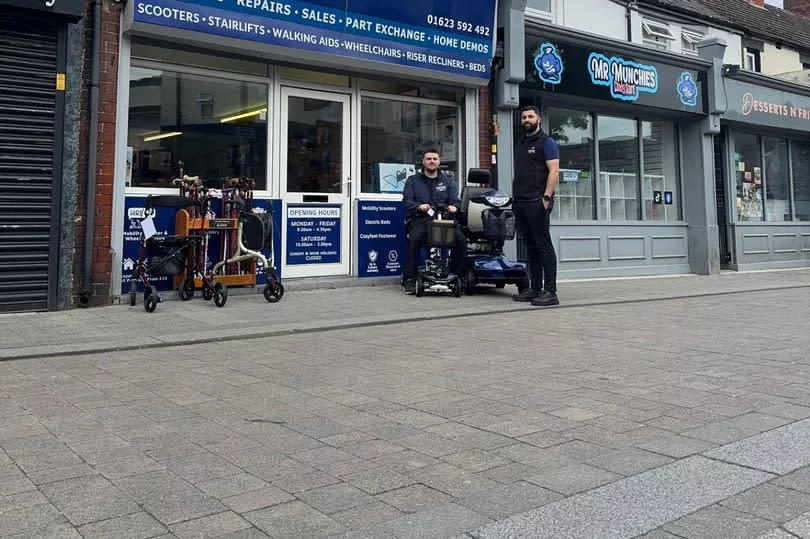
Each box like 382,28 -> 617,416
402,172 -> 461,223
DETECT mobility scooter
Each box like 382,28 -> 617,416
413,203 -> 463,298
459,168 -> 530,295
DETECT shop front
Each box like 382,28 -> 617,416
113,0 -> 494,293
517,25 -> 711,278
0,0 -> 84,311
716,75 -> 810,270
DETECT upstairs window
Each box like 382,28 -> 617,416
681,29 -> 704,57
744,48 -> 762,73
525,0 -> 552,18
642,19 -> 675,51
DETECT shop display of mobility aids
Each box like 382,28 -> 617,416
459,169 -> 530,295
414,204 -> 463,298
130,176 -> 283,312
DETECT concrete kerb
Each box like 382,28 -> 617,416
3,282 -> 810,362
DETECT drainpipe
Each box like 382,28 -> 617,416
80,0 -> 102,306
625,0 -> 638,42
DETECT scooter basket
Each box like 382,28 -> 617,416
482,209 -> 516,242
145,235 -> 188,276
428,220 -> 456,247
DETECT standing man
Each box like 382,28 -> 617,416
401,148 -> 466,294
512,105 -> 560,306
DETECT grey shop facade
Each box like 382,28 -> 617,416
111,0 -> 495,295
715,73 -> 810,270
514,25 -> 713,278
0,0 -> 84,312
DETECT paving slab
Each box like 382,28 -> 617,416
471,456 -> 772,538
705,418 -> 810,474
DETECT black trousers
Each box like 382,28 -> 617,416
403,218 -> 466,281
513,200 -> 557,293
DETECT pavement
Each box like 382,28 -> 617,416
1,269 -> 809,360
0,270 -> 810,537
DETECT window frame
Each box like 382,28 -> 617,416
642,19 -> 676,51
125,58 -> 273,195
681,29 -> 704,57
524,0 -> 553,20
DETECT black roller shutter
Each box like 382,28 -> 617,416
0,15 -> 58,312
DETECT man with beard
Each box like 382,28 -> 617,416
401,148 -> 466,294
512,105 -> 560,306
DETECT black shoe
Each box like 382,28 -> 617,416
403,279 -> 415,295
531,290 -> 559,307
512,288 -> 540,302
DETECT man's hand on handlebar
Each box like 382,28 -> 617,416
447,205 -> 458,213
419,204 -> 431,212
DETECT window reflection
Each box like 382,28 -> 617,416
599,116 -> 639,221
548,108 -> 594,220
127,67 -> 268,189
764,137 -> 791,221
734,133 -> 763,221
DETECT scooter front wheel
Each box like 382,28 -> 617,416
415,275 -> 424,297
464,268 -> 476,296
453,276 -> 462,298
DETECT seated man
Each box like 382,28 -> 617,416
401,148 -> 467,294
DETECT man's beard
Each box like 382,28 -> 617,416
523,122 -> 538,133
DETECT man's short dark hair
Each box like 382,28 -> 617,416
521,105 -> 541,116
423,147 -> 441,157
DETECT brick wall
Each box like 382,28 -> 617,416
73,0 -> 121,306
478,84 -> 492,172
785,0 -> 810,17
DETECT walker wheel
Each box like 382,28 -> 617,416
201,281 -> 213,301
263,281 -> 284,303
415,275 -> 424,297
213,283 -> 228,308
129,278 -> 137,306
144,286 -> 157,313
178,277 -> 194,301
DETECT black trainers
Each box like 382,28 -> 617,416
531,290 -> 559,307
403,279 -> 415,295
512,288 -> 540,302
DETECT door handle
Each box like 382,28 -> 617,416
345,177 -> 353,192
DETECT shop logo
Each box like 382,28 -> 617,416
368,250 -> 378,263
534,42 -> 564,85
588,52 -> 658,102
677,72 -> 698,107
45,0 -> 55,6
388,250 -> 398,263
742,92 -> 755,116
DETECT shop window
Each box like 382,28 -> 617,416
792,140 -> 810,221
131,40 -> 268,76
734,133 -> 763,221
360,97 -> 459,194
764,137 -> 791,221
286,97 -> 343,193
359,79 -> 463,102
598,116 -> 640,221
642,121 -> 681,221
548,108 -> 594,220
127,67 -> 268,189
642,19 -> 675,51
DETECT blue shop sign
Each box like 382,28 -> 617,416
132,0 -> 496,80
286,204 -> 341,265
357,201 -> 406,278
526,37 -> 706,113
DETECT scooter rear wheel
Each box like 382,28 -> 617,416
453,277 -> 462,298
415,275 -> 424,297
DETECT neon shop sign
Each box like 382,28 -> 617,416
588,52 -> 659,102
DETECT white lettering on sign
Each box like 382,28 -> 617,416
287,206 -> 341,219
45,0 -> 56,6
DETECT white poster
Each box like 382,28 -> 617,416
377,163 -> 416,193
